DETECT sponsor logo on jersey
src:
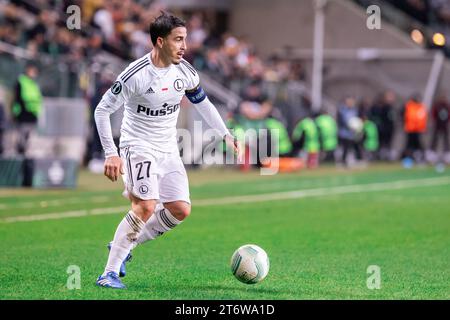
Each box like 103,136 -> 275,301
174,79 -> 184,91
145,87 -> 155,94
137,103 -> 180,117
111,81 -> 122,95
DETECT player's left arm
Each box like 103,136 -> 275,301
185,84 -> 242,161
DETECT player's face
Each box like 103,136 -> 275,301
161,27 -> 187,65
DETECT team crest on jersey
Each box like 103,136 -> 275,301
173,79 -> 184,92
111,81 -> 122,95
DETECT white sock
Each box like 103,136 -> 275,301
103,211 -> 144,276
132,206 -> 181,248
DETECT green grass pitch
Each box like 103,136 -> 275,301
0,164 -> 449,299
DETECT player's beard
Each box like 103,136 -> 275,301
173,54 -> 183,65
172,50 -> 184,64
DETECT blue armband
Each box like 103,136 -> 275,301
185,85 -> 206,104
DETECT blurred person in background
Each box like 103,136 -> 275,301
11,62 -> 42,156
264,117 -> 292,159
25,9 -> 58,56
202,46 -> 234,84
362,114 -> 379,162
337,96 -> 364,166
291,115 -> 320,168
0,3 -> 22,47
184,13 -> 208,63
0,101 -> 5,156
238,79 -> 273,130
369,91 -> 396,161
86,66 -> 116,172
429,94 -> 450,162
84,32 -> 104,60
358,96 -> 379,161
91,2 -> 116,43
236,79 -> 274,169
402,94 -> 428,162
315,110 -> 338,163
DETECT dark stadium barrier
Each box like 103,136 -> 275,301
0,158 -> 24,187
0,157 -> 78,188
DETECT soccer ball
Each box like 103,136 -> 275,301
348,117 -> 364,134
230,244 -> 270,284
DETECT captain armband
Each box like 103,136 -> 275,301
185,85 -> 206,104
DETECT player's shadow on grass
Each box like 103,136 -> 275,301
181,284 -> 285,295
130,282 -> 293,296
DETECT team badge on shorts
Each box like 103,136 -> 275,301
139,184 -> 149,195
111,81 -> 122,95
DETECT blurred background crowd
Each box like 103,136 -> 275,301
0,0 -> 449,187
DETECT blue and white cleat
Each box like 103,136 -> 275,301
107,242 -> 132,277
96,272 -> 126,289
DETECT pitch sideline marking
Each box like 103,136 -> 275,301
1,176 -> 449,224
0,195 -> 113,211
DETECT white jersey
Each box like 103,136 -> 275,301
96,52 -> 199,156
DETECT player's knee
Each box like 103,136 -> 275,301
142,202 -> 156,217
133,201 -> 156,221
177,205 -> 191,220
166,202 -> 191,221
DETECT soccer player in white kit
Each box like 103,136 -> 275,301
94,12 -> 241,289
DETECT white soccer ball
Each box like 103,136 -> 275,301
348,117 -> 364,134
230,244 -> 270,284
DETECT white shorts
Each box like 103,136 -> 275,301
120,145 -> 190,204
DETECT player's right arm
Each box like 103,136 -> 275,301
94,78 -> 134,181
